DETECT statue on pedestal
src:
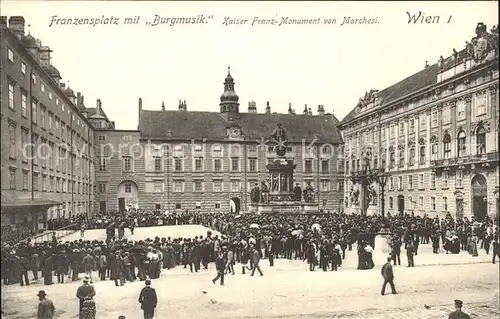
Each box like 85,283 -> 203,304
350,186 -> 360,205
250,183 -> 260,203
293,183 -> 302,202
367,185 -> 377,204
271,174 -> 279,192
280,174 -> 288,192
303,181 -> 315,203
260,180 -> 269,203
269,123 -> 288,157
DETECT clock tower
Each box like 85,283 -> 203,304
220,66 -> 240,121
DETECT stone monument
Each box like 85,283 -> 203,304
249,123 -> 319,214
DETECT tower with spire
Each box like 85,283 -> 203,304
220,67 -> 240,121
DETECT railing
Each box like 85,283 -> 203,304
19,223 -> 80,245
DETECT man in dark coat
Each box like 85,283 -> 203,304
212,250 -> 226,285
406,241 -> 415,267
381,257 -> 397,295
37,290 -> 55,319
138,279 -> 157,319
250,246 -> 264,277
448,299 -> 471,319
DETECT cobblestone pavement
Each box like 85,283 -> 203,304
2,226 -> 499,319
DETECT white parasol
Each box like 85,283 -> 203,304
291,230 -> 300,236
250,223 -> 260,229
235,215 -> 242,219
311,223 -> 321,231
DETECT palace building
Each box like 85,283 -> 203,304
1,16 -> 98,231
93,68 -> 345,213
339,23 -> 499,221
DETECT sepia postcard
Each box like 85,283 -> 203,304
0,1 -> 499,318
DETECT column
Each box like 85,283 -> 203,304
465,95 -> 473,155
416,113 -> 420,166
488,86 -> 497,153
441,102 -> 448,159
404,118 -> 409,170
450,100 -> 458,159
385,125 -> 390,167
426,110 -> 431,165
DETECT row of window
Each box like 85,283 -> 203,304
346,127 -> 488,172
388,196 -> 449,211
6,57 -> 89,135
353,92 -> 488,145
7,123 -> 92,177
97,180 -> 343,194
8,168 -> 91,194
99,157 -> 334,173
385,170 -> 463,191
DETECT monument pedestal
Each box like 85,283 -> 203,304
375,234 -> 391,254
351,205 -> 361,215
366,205 -> 378,216
249,202 -> 319,214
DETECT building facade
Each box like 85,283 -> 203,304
93,70 -> 345,213
339,23 -> 499,221
1,16 -> 95,230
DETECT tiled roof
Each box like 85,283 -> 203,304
139,110 -> 343,144
339,49 -> 470,126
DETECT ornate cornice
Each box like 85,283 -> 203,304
464,95 -> 472,103
489,85 -> 498,94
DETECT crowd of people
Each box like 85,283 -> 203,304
1,209 -> 499,318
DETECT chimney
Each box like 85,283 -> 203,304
60,83 -> 66,90
8,16 -> 25,39
317,104 -> 325,116
424,61 -> 429,68
96,99 -> 103,116
39,46 -> 52,67
111,121 -> 115,128
265,101 -> 271,114
161,101 -> 165,111
1,16 -> 7,29
288,103 -> 293,114
183,100 -> 187,111
303,104 -> 308,115
248,100 -> 257,113
137,98 -> 142,130
308,108 -> 312,116
76,92 -> 85,110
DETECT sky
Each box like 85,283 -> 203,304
2,1 -> 498,130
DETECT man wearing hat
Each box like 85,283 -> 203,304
76,275 -> 96,315
36,290 -> 55,319
448,299 -> 471,319
380,256 -> 397,295
138,279 -> 157,319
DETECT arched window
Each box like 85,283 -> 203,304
443,133 -> 451,159
457,131 -> 466,157
476,126 -> 486,155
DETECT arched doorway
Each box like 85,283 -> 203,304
471,174 -> 487,222
117,181 -> 139,212
397,195 -> 405,214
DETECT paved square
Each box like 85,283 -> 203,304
1,226 -> 498,319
